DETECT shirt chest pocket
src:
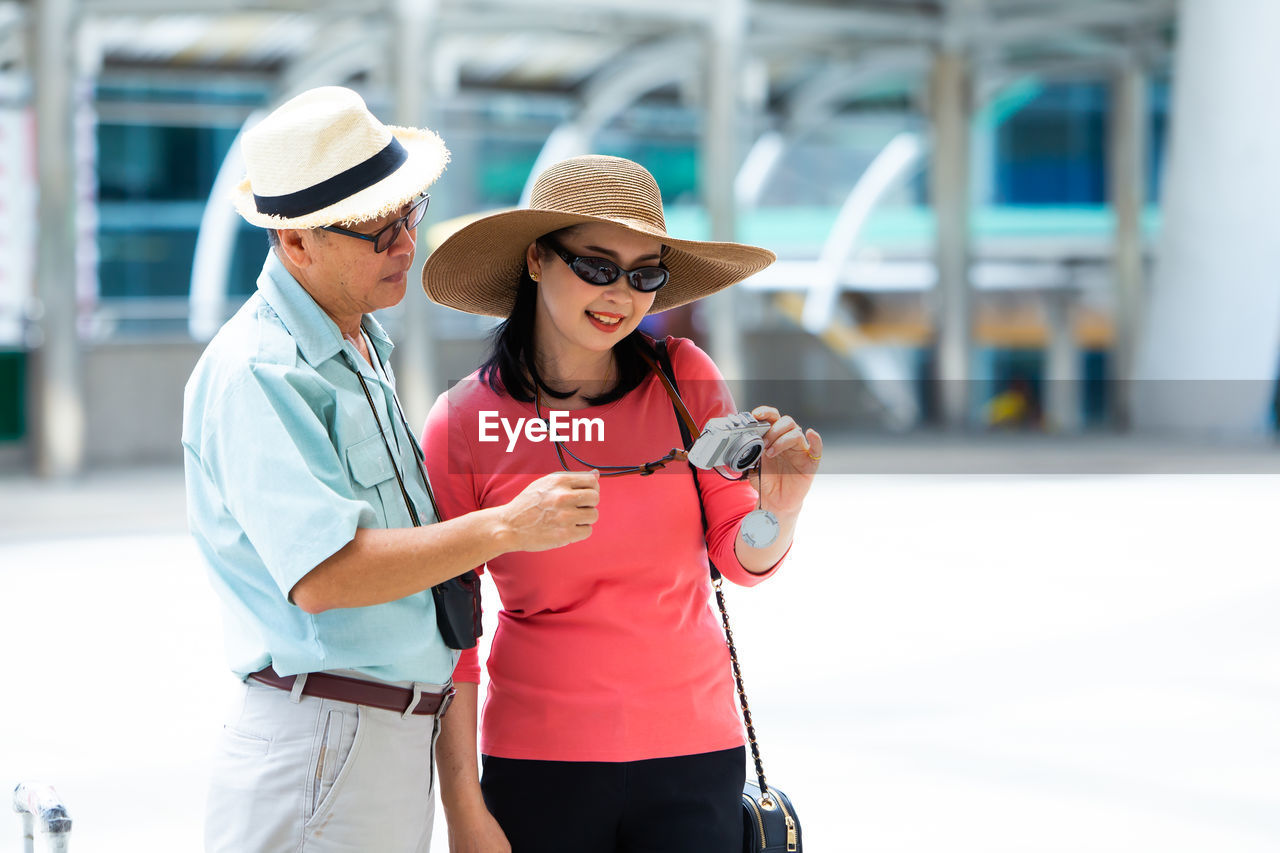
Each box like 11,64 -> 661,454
346,432 -> 402,527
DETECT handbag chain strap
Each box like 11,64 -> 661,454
652,338 -> 775,804
713,575 -> 772,803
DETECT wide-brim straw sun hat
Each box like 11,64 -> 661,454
421,155 -> 775,316
234,86 -> 449,229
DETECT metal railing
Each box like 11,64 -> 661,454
12,782 -> 72,853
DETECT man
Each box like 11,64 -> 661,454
183,86 -> 599,852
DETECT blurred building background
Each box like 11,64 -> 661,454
1,0 -> 1278,475
4,4 -> 1280,850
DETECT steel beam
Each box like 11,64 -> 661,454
519,35 -> 699,202
188,113 -> 259,341
987,0 -> 1175,45
753,2 -> 943,42
783,49 -> 932,136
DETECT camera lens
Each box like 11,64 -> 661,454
732,441 -> 763,472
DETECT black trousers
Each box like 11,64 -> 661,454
480,746 -> 745,853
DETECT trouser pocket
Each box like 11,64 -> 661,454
304,706 -> 362,828
311,701 -> 366,819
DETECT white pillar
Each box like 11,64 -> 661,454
1109,60 -> 1148,429
1043,289 -> 1080,432
392,0 -> 440,431
29,0 -> 85,476
699,0 -> 746,380
1134,0 -> 1280,436
929,51 -> 973,428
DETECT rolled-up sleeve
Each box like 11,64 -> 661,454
671,339 -> 787,587
196,364 -> 375,600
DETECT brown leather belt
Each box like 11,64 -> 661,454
249,667 -> 454,717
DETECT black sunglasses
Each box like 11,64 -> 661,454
540,238 -> 669,293
321,194 -> 430,253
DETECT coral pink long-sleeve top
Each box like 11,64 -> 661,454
421,337 -> 783,762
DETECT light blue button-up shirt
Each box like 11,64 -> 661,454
182,251 -> 457,683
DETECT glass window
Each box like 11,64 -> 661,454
995,82 -> 1108,205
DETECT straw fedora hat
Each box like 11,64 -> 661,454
421,155 -> 775,316
234,86 -> 449,229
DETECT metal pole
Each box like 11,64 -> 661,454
29,0 -> 85,476
929,50 -> 973,428
1109,58 -> 1148,429
392,0 -> 440,432
1043,288 -> 1080,432
699,0 -> 746,381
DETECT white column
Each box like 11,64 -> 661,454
29,0 -> 84,476
392,0 -> 440,432
1134,0 -> 1280,436
699,0 -> 746,380
1109,59 -> 1148,429
929,51 -> 973,428
1043,289 -> 1080,432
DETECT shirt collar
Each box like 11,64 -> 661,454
256,251 -> 396,368
363,314 -> 395,367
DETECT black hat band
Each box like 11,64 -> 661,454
253,138 -> 407,219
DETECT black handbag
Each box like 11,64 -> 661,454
652,339 -> 803,853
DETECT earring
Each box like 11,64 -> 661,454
530,272 -> 539,282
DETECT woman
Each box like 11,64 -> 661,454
420,155 -> 820,853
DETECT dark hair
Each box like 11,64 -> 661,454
480,235 -> 655,406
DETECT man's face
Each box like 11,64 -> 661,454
302,198 -> 420,318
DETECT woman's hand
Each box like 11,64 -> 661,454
750,405 -> 822,516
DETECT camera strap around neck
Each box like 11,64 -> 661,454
636,343 -> 700,446
341,329 -> 444,526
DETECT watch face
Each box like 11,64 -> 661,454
741,508 -> 780,549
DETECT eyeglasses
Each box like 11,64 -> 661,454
321,194 -> 430,253
540,238 -> 669,293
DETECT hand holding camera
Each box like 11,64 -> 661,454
685,407 -> 820,551
746,404 -> 822,517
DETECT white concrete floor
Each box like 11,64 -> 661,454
1,443 -> 1278,851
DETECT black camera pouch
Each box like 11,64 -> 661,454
431,570 -> 482,650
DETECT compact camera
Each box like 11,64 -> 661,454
687,413 -> 771,474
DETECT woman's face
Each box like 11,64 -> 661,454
527,222 -> 662,364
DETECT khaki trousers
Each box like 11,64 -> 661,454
205,676 -> 443,852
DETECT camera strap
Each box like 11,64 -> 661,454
535,338 -> 698,476
341,332 -> 482,652
340,332 -> 443,526
635,344 -> 700,446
